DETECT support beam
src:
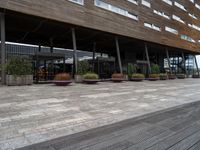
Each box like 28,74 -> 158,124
182,52 -> 187,75
166,49 -> 172,74
0,13 -> 6,84
115,37 -> 122,74
71,28 -> 78,75
194,55 -> 200,76
145,44 -> 151,74
93,42 -> 96,72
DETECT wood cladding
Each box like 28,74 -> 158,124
0,0 -> 200,53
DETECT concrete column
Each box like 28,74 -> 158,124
194,55 -> 200,76
182,52 -> 187,75
145,44 -> 151,74
166,48 -> 172,74
115,37 -> 122,74
71,28 -> 78,74
0,13 -> 6,84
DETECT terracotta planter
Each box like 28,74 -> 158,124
192,74 -> 200,78
111,78 -> 124,83
6,75 -> 33,86
53,80 -> 72,86
148,77 -> 160,81
75,75 -> 83,83
83,79 -> 99,84
168,75 -> 176,80
131,78 -> 144,82
176,74 -> 186,79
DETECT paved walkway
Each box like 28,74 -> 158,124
0,79 -> 200,149
19,101 -> 200,150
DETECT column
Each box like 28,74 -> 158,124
115,37 -> 122,74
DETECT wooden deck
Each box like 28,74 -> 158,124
19,101 -> 200,150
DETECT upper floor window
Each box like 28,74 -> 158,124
189,0 -> 194,3
165,26 -> 178,35
174,1 -> 187,12
188,13 -> 197,20
127,0 -> 138,5
153,10 -> 170,20
172,15 -> 185,24
188,24 -> 200,32
68,0 -> 84,5
144,22 -> 161,31
141,0 -> 151,8
94,0 -> 138,21
181,34 -> 196,43
195,3 -> 200,10
162,0 -> 173,6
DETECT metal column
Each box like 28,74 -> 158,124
71,28 -> 78,75
0,13 -> 6,84
166,49 -> 172,74
115,37 -> 122,74
145,44 -> 151,74
194,55 -> 200,76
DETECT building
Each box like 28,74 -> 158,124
0,0 -> 200,83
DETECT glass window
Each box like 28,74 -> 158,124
165,26 -> 178,35
172,15 -> 185,24
141,0 -> 151,8
127,0 -> 138,5
174,2 -> 187,11
68,0 -> 84,5
144,22 -> 161,31
162,0 -> 172,6
94,0 -> 138,21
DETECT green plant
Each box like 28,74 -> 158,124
83,73 -> 99,79
112,73 -> 123,79
132,73 -> 145,79
149,74 -> 159,78
151,64 -> 160,74
54,73 -> 71,81
77,60 -> 89,75
176,74 -> 185,79
159,73 -> 168,80
6,56 -> 32,76
127,63 -> 137,78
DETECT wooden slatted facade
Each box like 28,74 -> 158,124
0,0 -> 200,53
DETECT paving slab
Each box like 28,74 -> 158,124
0,79 -> 200,149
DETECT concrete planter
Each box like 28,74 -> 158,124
75,75 -> 83,83
6,75 -> 33,86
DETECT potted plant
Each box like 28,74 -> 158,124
149,64 -> 160,81
192,70 -> 200,78
53,73 -> 72,86
75,60 -> 89,83
131,73 -> 145,81
111,73 -> 124,82
176,73 -> 186,79
127,63 -> 137,80
6,56 -> 33,86
159,73 -> 168,80
83,73 -> 99,84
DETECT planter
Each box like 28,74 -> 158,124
6,75 -> 33,86
148,74 -> 159,81
176,74 -> 186,79
83,79 -> 99,84
168,74 -> 176,80
75,75 -> 83,83
148,77 -> 160,81
131,78 -> 144,82
53,80 -> 72,86
111,78 -> 124,83
192,74 -> 200,78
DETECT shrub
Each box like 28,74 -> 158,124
83,73 -> 99,80
149,74 -> 159,78
176,74 -> 185,79
77,60 -> 89,75
151,64 -> 160,74
6,56 -> 32,76
54,73 -> 71,81
132,73 -> 145,79
160,73 -> 168,80
112,73 -> 123,79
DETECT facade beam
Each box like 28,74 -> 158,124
115,37 -> 122,74
71,28 -> 78,75
145,44 -> 151,74
0,13 -> 6,84
166,48 -> 172,74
